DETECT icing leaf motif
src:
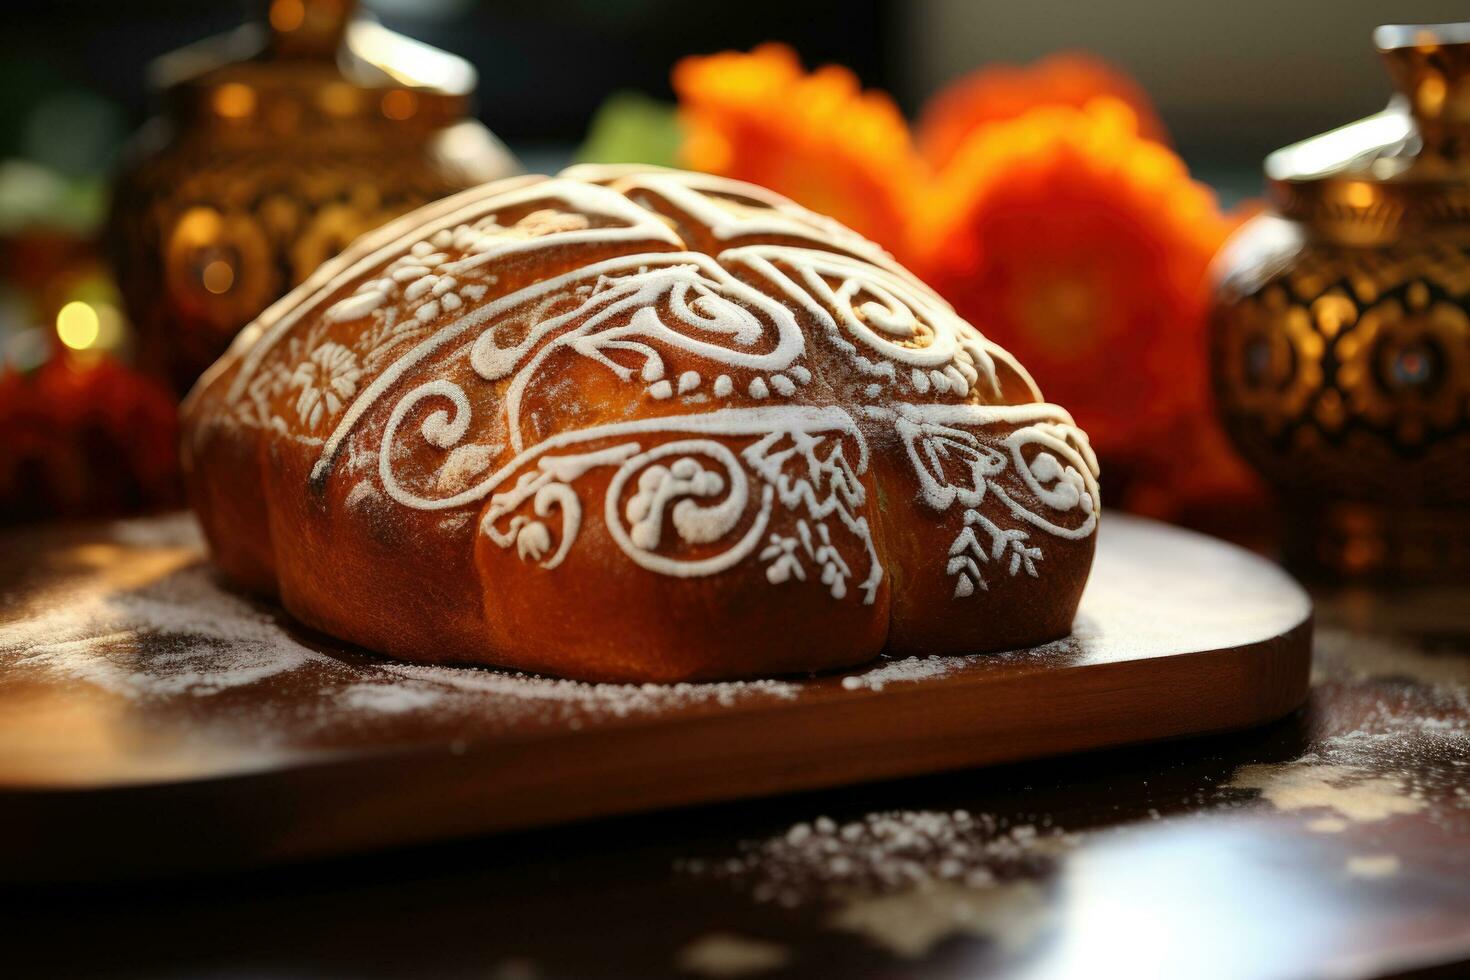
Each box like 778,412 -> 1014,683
898,417 -> 1007,512
760,533 -> 807,584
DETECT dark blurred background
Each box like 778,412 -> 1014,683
0,0 -> 891,184
4,0 -> 1469,184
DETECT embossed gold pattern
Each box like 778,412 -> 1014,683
107,0 -> 518,393
1212,23 -> 1470,579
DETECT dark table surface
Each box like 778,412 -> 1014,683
3,535 -> 1469,979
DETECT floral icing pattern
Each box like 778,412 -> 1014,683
214,167 -> 1099,606
291,342 -> 362,431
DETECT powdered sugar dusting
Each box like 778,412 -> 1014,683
839,655 -> 961,691
339,682 -> 446,715
828,879 -> 1050,958
0,517 -> 802,736
1,564 -> 333,699
678,808 -> 1074,959
1345,854 -> 1401,879
378,661 -> 797,716
1298,623 -> 1470,820
1220,623 -> 1470,837
1225,763 -> 1426,823
102,511 -> 206,550
675,933 -> 791,978
679,809 -> 1076,907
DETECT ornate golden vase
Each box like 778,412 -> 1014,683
107,0 -> 518,393
1211,23 -> 1470,580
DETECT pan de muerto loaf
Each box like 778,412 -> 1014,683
182,165 -> 1100,682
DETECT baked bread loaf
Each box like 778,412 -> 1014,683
182,165 -> 1100,682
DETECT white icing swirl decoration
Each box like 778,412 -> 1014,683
215,167 -> 1099,608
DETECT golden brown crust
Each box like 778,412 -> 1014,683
182,165 -> 1099,682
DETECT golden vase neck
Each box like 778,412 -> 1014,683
1375,22 -> 1470,172
262,0 -> 359,60
1261,22 -> 1470,244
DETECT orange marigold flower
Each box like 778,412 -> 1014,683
673,43 -> 923,256
918,53 -> 1170,171
915,97 -> 1235,463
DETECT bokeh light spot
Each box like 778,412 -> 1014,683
213,83 -> 257,119
201,260 -> 236,294
269,0 -> 305,32
381,90 -> 418,120
56,301 -> 100,350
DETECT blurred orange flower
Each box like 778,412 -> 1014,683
672,43 -> 924,254
0,354 -> 181,523
670,47 -> 1263,523
917,53 -> 1170,171
915,97 -> 1238,473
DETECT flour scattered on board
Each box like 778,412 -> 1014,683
829,879 -> 1049,958
1306,817 -> 1349,834
102,511 -> 207,550
835,633 -> 1092,691
0,564 -> 337,700
1225,763 -> 1425,823
680,809 -> 1075,907
5,516 -> 1146,736
839,655 -> 961,691
679,809 -> 1073,958
1297,625 -> 1470,821
675,933 -> 791,978
1345,854 -> 1401,879
339,682 -> 445,715
378,661 -> 798,715
0,516 -> 813,736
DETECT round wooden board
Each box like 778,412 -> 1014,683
0,513 -> 1311,880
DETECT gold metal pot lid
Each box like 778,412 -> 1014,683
1266,22 -> 1470,244
150,0 -> 480,138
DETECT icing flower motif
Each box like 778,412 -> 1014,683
898,417 -> 1008,511
914,97 -> 1237,460
291,342 -> 362,431
327,210 -> 588,329
916,53 -> 1170,171
672,43 -> 924,256
241,358 -> 295,429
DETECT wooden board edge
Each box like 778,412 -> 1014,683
0,615 -> 1312,881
